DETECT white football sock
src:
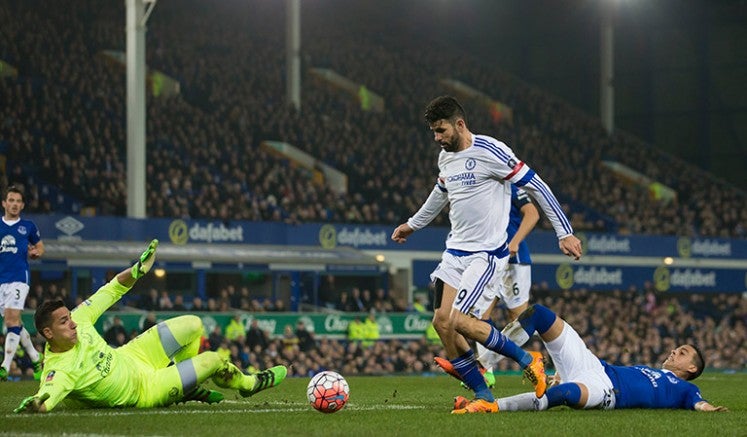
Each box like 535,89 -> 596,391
20,327 -> 41,362
497,392 -> 548,411
2,331 -> 21,370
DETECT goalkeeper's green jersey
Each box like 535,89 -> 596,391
36,278 -> 145,411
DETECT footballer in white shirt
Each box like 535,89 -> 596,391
392,96 -> 582,413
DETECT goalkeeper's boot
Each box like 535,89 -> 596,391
523,351 -> 547,398
435,357 -> 494,388
451,398 -> 499,414
239,365 -> 287,397
179,386 -> 224,404
0,367 -> 7,382
32,355 -> 44,381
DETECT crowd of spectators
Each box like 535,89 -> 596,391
2,286 -> 744,380
157,289 -> 747,377
181,288 -> 747,377
1,0 -> 744,238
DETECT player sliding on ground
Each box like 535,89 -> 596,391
446,304 -> 728,413
14,240 -> 286,413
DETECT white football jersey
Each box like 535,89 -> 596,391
408,134 -> 572,251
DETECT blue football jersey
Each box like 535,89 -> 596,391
507,185 -> 532,265
602,361 -> 706,409
0,218 -> 41,284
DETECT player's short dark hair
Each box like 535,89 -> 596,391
686,344 -> 706,380
424,95 -> 467,125
35,299 -> 67,333
3,185 -> 24,202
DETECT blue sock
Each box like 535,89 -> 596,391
8,326 -> 22,335
518,304 -> 557,336
451,350 -> 494,402
545,383 -> 582,408
484,326 -> 532,368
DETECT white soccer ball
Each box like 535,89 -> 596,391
306,370 -> 350,413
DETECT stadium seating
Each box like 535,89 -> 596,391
1,0 -> 744,236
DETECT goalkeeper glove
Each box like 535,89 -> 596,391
14,393 -> 50,413
131,239 -> 159,279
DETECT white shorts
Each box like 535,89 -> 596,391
0,282 -> 30,312
430,250 -> 508,319
498,263 -> 531,309
544,321 -> 616,410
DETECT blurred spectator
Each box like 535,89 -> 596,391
225,312 -> 245,344
207,325 -> 224,352
142,312 -> 158,333
141,289 -> 160,311
172,295 -> 187,311
281,324 -> 299,352
159,291 -> 173,310
104,316 -> 127,347
245,318 -> 269,352
191,296 -> 205,311
295,320 -> 316,352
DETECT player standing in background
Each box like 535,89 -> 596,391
455,304 -> 728,413
1,186 -> 45,381
14,240 -> 287,413
391,96 -> 582,413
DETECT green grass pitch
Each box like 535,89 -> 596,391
2,373 -> 745,436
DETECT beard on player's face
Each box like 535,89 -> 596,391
440,128 -> 460,152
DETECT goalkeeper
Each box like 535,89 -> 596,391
14,240 -> 286,413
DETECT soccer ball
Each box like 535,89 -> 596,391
306,370 -> 350,413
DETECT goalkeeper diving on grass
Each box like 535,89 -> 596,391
14,239 -> 287,413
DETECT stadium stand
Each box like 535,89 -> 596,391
0,0 -> 744,378
1,0 -> 744,236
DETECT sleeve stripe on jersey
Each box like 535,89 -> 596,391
514,169 -> 536,187
435,182 -> 448,193
473,138 -> 513,163
527,178 -> 573,235
503,161 -> 525,181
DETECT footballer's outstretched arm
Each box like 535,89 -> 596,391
694,401 -> 729,412
74,239 -> 160,324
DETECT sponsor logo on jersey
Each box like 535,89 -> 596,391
0,235 -> 18,254
95,351 -> 113,377
446,172 -> 476,186
17,225 -> 27,235
636,366 -> 662,388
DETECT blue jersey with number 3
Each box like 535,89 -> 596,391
0,218 -> 41,284
602,362 -> 705,409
